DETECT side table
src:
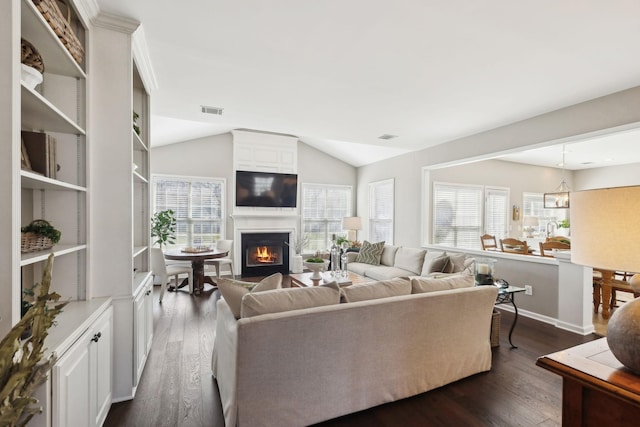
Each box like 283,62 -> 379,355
495,285 -> 526,348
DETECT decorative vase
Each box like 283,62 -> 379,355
304,260 -> 329,280
291,254 -> 303,274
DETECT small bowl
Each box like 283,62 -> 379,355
21,64 -> 43,90
304,260 -> 330,280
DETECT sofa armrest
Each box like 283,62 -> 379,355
347,252 -> 359,263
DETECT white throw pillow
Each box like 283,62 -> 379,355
218,273 -> 283,319
393,247 -> 427,275
380,245 -> 400,266
241,281 -> 340,318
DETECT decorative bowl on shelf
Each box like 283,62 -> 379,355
304,259 -> 330,280
21,64 -> 43,90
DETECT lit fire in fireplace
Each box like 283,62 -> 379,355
255,246 -> 277,263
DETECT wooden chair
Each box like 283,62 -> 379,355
499,238 -> 529,254
546,236 -> 570,243
538,241 -> 570,257
595,269 -> 640,319
480,234 -> 498,251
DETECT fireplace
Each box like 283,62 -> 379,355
241,232 -> 290,277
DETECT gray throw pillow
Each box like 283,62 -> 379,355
218,273 -> 283,319
355,240 -> 385,265
428,253 -> 450,273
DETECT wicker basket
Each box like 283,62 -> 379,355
21,232 -> 54,253
490,309 -> 501,347
21,38 -> 45,73
32,0 -> 84,65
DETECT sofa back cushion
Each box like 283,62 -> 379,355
393,247 -> 427,275
241,281 -> 340,318
411,274 -> 474,293
379,245 -> 400,266
217,273 -> 283,318
355,241 -> 385,265
446,253 -> 468,273
341,277 -> 411,303
421,251 -> 449,275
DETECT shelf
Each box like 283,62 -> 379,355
133,130 -> 148,152
21,243 -> 87,266
133,170 -> 148,184
133,246 -> 148,258
21,0 -> 86,78
22,84 -> 85,135
22,169 -> 87,191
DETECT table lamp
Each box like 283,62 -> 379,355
571,186 -> 640,373
523,216 -> 539,238
342,217 -> 362,242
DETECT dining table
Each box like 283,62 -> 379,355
163,247 -> 229,294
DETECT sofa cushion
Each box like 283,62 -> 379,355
240,281 -> 340,318
218,273 -> 283,318
421,251 -> 449,275
393,247 -> 427,275
355,240 -> 385,265
365,266 -> 413,281
380,245 -> 400,266
341,277 -> 411,303
410,274 -> 474,293
447,253 -> 468,273
347,262 -> 370,276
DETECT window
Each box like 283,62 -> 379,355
152,175 -> 225,248
432,182 -> 508,250
369,179 -> 394,244
522,192 -> 568,236
302,183 -> 352,253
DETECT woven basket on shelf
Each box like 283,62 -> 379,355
32,0 -> 84,65
21,232 -> 54,253
21,38 -> 45,73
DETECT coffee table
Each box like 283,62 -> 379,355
290,271 -> 373,288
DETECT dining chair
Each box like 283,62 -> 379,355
594,269 -> 640,319
480,234 -> 498,251
151,247 -> 193,302
205,240 -> 234,279
538,241 -> 570,257
499,238 -> 529,254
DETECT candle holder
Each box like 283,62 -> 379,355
474,258 -> 496,286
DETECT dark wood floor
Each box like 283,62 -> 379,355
104,278 -> 598,427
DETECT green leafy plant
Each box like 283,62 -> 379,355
558,219 -> 570,228
305,257 -> 325,263
132,111 -> 141,136
336,236 -> 350,246
0,254 -> 67,426
20,220 -> 61,244
151,209 -> 176,249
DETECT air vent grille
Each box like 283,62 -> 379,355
378,134 -> 398,140
201,105 -> 224,115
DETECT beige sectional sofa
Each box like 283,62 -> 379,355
347,244 -> 474,280
212,275 -> 497,427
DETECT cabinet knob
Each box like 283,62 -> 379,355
145,289 -> 152,296
91,332 -> 102,343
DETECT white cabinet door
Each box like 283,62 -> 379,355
53,330 -> 91,427
90,307 -> 113,427
145,280 -> 153,354
134,276 -> 153,387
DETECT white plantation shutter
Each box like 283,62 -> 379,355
302,183 -> 352,252
433,183 -> 483,249
369,179 -> 394,244
523,192 -> 568,234
153,176 -> 225,248
485,187 -> 509,240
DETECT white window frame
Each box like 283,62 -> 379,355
301,183 -> 353,252
152,174 -> 226,248
522,192 -> 568,237
369,179 -> 394,245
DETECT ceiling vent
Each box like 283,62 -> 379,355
201,105 -> 224,115
378,134 -> 398,140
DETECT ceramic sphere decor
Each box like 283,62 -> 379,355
304,259 -> 329,280
606,274 -> 640,374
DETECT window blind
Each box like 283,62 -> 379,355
369,179 -> 394,244
433,183 -> 483,249
302,183 -> 352,252
153,176 -> 225,247
485,187 -> 509,241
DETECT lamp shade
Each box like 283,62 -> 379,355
571,186 -> 640,273
523,216 -> 539,227
342,217 -> 362,231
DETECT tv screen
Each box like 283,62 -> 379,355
235,170 -> 298,208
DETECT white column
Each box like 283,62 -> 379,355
555,252 -> 595,335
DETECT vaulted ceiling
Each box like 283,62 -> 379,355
96,0 -> 640,167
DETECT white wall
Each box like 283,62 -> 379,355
151,132 -> 357,240
574,162 -> 640,190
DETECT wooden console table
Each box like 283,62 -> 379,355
536,338 -> 640,426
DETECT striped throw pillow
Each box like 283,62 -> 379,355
355,240 -> 385,265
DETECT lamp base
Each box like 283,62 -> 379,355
607,297 -> 640,374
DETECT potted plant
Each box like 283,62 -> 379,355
0,254 -> 67,425
557,219 -> 570,237
151,209 -> 177,249
21,219 -> 61,253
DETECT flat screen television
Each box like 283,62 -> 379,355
235,170 -> 298,208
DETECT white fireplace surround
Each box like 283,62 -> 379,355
231,212 -> 299,276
